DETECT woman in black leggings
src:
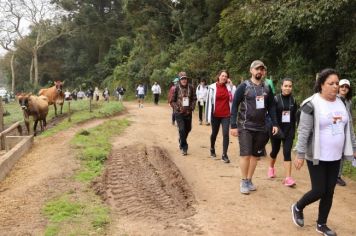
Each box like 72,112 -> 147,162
292,68 -> 355,236
206,70 -> 233,163
268,78 -> 297,187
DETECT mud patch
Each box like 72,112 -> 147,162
93,144 -> 197,232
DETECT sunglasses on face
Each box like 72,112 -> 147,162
340,85 -> 350,89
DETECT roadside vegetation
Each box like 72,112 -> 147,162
42,118 -> 129,236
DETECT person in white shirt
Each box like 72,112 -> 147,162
151,82 -> 161,105
136,83 -> 145,108
196,78 -> 208,125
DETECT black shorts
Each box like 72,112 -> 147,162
238,129 -> 269,157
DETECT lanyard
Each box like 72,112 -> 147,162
179,85 -> 190,97
252,84 -> 264,97
280,94 -> 292,111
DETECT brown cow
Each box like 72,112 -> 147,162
18,93 -> 49,136
38,81 -> 64,116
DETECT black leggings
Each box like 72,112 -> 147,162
198,102 -> 206,122
270,133 -> 294,161
296,160 -> 340,225
210,116 -> 230,155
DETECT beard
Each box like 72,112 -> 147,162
255,73 -> 262,80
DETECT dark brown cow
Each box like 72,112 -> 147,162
38,81 -> 64,116
18,93 -> 49,136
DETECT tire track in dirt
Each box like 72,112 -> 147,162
94,144 -> 201,235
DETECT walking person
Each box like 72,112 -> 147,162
206,70 -> 234,163
291,68 -> 356,236
136,83 -> 145,108
268,78 -> 298,186
336,79 -> 356,186
94,87 -> 100,101
196,78 -> 208,125
151,82 -> 161,105
230,60 -> 278,194
170,72 -> 197,156
169,78 -> 179,125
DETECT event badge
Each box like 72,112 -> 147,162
331,115 -> 343,135
256,96 -> 265,109
282,111 -> 291,123
183,97 -> 189,107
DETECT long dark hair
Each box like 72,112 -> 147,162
215,70 -> 229,83
314,68 -> 339,93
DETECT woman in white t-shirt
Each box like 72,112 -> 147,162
291,68 -> 355,236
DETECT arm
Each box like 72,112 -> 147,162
190,85 -> 197,111
230,84 -> 246,129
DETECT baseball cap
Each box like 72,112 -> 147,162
178,71 -> 187,80
339,79 -> 350,87
250,60 -> 267,70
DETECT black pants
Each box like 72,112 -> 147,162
175,113 -> 192,151
296,160 -> 340,225
270,131 -> 294,161
154,94 -> 159,104
198,101 -> 206,122
210,116 -> 230,156
171,108 -> 176,124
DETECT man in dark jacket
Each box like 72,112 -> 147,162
171,71 -> 197,155
230,60 -> 278,194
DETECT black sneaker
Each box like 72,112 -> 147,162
291,203 -> 304,227
210,148 -> 216,158
316,224 -> 337,236
222,154 -> 230,163
336,177 -> 346,186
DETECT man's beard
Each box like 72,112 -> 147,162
255,73 -> 262,80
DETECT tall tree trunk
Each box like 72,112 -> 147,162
30,56 -> 34,84
33,48 -> 39,86
10,53 -> 15,93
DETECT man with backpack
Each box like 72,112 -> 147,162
230,60 -> 278,194
170,71 -> 197,156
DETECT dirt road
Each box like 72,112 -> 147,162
0,102 -> 355,236
103,102 -> 356,236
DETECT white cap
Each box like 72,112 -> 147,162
339,79 -> 350,87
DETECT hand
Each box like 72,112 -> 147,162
272,126 -> 278,135
230,128 -> 239,137
294,157 -> 304,170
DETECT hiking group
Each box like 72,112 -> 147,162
165,60 -> 356,236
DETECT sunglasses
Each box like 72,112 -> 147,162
340,85 -> 350,88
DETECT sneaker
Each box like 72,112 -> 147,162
336,177 -> 346,186
206,123 -> 210,126
182,150 -> 187,156
291,203 -> 304,227
240,179 -> 250,195
316,224 -> 337,236
222,154 -> 230,163
283,177 -> 296,187
199,120 -> 202,125
210,148 -> 216,158
267,167 -> 276,178
247,179 -> 256,191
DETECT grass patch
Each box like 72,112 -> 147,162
43,118 -> 129,235
343,161 -> 356,181
43,196 -> 83,223
42,100 -> 123,137
72,119 -> 129,182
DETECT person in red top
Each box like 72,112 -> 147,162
205,70 -> 232,163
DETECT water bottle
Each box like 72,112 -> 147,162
352,158 -> 356,167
